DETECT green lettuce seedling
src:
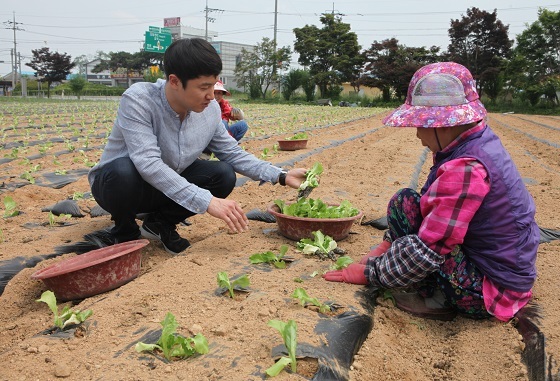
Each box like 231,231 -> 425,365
297,162 -> 323,199
48,212 -> 72,227
135,312 -> 209,361
286,132 -> 308,140
274,198 -> 358,219
36,290 -> 92,329
71,191 -> 85,200
266,319 -> 298,377
217,272 -> 250,298
249,245 -> 289,269
291,287 -> 332,313
330,256 -> 354,270
297,230 -> 342,260
3,196 -> 20,218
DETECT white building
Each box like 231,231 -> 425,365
82,19 -> 255,91
165,20 -> 254,92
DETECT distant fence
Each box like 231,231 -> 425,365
5,88 -> 126,98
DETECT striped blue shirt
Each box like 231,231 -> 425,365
88,79 -> 282,215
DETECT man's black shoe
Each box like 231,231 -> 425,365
140,219 -> 191,255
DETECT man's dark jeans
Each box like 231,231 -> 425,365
91,157 -> 237,241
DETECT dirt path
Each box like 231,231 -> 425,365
0,111 -> 558,380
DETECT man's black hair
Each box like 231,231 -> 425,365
163,38 -> 222,88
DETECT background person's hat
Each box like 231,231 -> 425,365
383,62 -> 487,128
214,80 -> 231,96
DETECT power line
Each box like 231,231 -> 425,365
24,29 -> 141,43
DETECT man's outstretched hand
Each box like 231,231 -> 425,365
207,197 -> 249,234
285,168 -> 308,189
322,263 -> 369,285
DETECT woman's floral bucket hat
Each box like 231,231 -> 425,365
383,62 -> 487,128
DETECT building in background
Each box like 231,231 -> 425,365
85,59 -> 144,88
79,18 -> 254,91
210,41 -> 254,92
164,17 -> 254,92
84,59 -> 112,86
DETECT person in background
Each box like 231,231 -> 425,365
323,62 -> 539,322
88,38 -> 306,255
214,80 -> 249,141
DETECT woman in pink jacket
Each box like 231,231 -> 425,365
323,62 -> 539,322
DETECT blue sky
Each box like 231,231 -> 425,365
1,0 -> 559,77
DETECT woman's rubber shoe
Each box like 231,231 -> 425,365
392,292 -> 457,321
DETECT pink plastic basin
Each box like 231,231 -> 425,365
31,239 -> 149,301
267,204 -> 362,241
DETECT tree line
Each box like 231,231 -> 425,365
24,7 -> 560,107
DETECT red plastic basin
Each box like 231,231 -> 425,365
277,139 -> 308,151
31,239 -> 149,301
267,204 -> 362,241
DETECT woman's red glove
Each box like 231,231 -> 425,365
322,264 -> 368,285
359,240 -> 391,265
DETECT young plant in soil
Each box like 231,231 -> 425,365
297,162 -> 323,199
217,271 -> 250,298
20,171 -> 36,184
47,212 -> 72,227
72,191 -> 85,200
249,245 -> 289,269
260,147 -> 272,159
291,287 -> 332,314
296,230 -> 346,260
3,196 -> 20,217
36,290 -> 92,329
330,256 -> 354,270
135,312 -> 209,361
266,319 -> 298,377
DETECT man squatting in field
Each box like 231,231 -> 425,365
88,38 -> 307,255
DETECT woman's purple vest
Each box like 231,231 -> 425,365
421,124 -> 538,292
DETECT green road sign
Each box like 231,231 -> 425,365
144,30 -> 172,53
149,26 -> 171,34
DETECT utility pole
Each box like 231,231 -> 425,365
273,0 -> 279,93
4,12 -> 24,89
17,52 -> 22,82
273,0 -> 278,48
10,49 -> 14,88
204,0 -> 223,41
324,3 -> 344,17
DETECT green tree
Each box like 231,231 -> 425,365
135,50 -> 165,72
482,67 -> 504,104
93,51 -> 134,79
27,47 -> 75,98
511,8 -> 560,105
73,54 -> 90,76
234,37 -> 291,99
293,13 -> 363,99
92,50 -> 161,86
68,75 -> 87,99
361,38 -> 441,101
300,70 -> 316,102
281,69 -> 306,101
447,7 -> 512,98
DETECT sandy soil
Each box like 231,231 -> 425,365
0,110 -> 559,381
